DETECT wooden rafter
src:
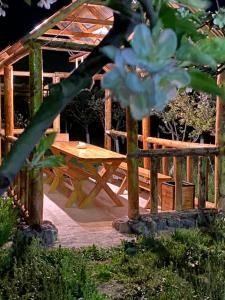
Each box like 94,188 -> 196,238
37,37 -> 95,50
46,29 -> 105,39
63,16 -> 113,26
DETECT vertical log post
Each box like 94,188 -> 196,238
174,157 -> 182,211
52,75 -> 61,133
0,78 -> 2,164
198,156 -> 207,209
162,146 -> 169,175
186,156 -> 193,182
142,117 -> 150,169
104,89 -> 112,150
150,156 -> 159,213
215,72 -> 225,209
28,43 -> 43,225
126,108 -> 139,220
4,65 -> 14,153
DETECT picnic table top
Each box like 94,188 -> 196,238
51,141 -> 126,162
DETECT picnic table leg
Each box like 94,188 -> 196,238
65,178 -> 86,208
79,162 -> 123,208
117,176 -> 128,195
48,169 -> 63,193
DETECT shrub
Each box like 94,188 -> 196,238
0,240 -> 108,300
0,197 -> 17,247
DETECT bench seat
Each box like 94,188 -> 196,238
115,162 -> 172,208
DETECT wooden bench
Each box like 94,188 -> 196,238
115,162 -> 172,208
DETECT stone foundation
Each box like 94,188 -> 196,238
112,209 -> 218,237
16,220 -> 58,247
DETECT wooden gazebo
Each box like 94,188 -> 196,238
0,1 -> 224,225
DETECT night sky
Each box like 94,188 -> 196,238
0,0 -> 70,50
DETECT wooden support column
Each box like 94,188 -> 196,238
186,156 -> 193,182
198,156 -> 207,209
142,117 -> 150,169
174,157 -> 182,211
0,76 -> 2,163
150,157 -> 159,213
162,146 -> 169,175
4,65 -> 14,153
215,72 -> 225,209
52,75 -> 60,133
28,43 -> 43,225
126,108 -> 139,220
104,89 -> 112,150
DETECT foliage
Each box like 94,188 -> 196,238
155,90 -> 215,141
26,132 -> 65,170
101,0 -> 225,120
64,88 -> 101,143
102,24 -> 190,119
212,7 -> 225,29
0,240 -> 108,300
3,219 -> 225,299
0,197 -> 17,247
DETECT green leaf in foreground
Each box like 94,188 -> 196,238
173,0 -> 210,9
188,70 -> 225,98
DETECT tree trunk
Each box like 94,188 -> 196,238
85,126 -> 90,144
115,137 -> 120,153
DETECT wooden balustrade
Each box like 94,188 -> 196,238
107,129 -> 217,211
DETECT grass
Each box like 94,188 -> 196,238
0,195 -> 225,299
1,215 -> 225,299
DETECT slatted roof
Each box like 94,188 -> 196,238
0,1 -> 113,70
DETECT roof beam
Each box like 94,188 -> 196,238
45,29 -> 105,39
37,38 -> 95,51
22,0 -> 106,43
64,16 -> 113,26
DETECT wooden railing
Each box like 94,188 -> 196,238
106,129 -> 218,212
0,128 -> 56,222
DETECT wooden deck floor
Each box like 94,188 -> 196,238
43,179 -> 215,248
43,180 -> 149,248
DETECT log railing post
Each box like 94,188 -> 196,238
4,65 -> 14,153
52,75 -> 61,133
186,156 -> 193,182
142,117 -> 150,169
126,108 -> 139,220
198,156 -> 207,209
28,43 -> 43,225
104,89 -> 112,150
162,146 -> 169,175
150,156 -> 158,213
174,157 -> 182,211
215,72 -> 225,209
0,78 -> 2,164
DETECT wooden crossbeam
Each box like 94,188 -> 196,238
64,16 -> 113,26
37,38 -> 95,51
46,29 -> 105,39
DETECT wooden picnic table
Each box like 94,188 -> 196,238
51,141 -> 126,208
